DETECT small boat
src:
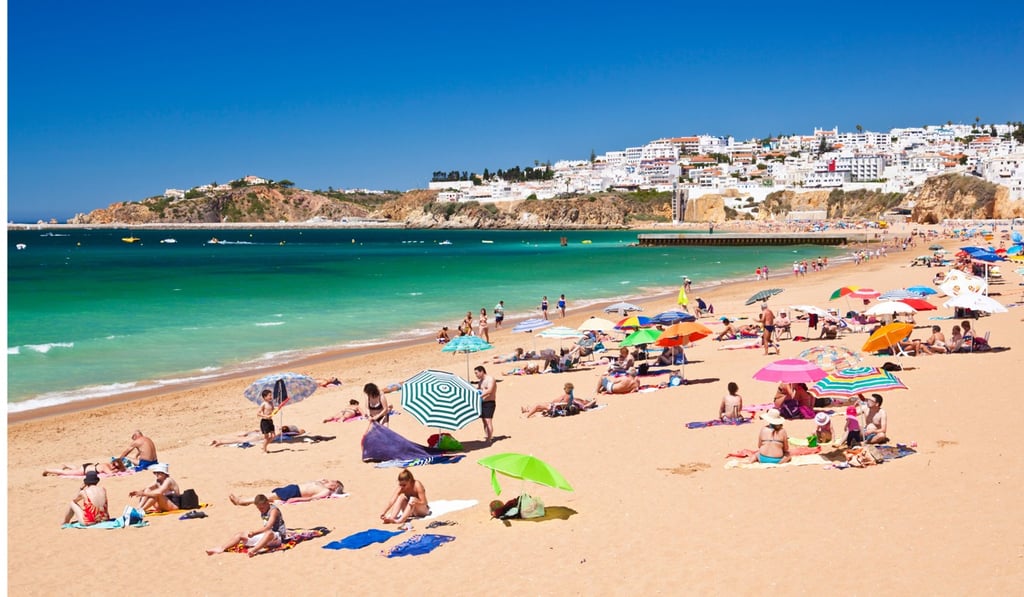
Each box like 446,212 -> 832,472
16,243 -> 26,250
481,240 -> 494,244
438,240 -> 452,246
121,236 -> 141,243
208,237 -> 220,244
160,238 -> 178,244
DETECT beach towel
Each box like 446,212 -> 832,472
382,534 -> 455,558
362,422 -> 443,463
725,454 -> 831,469
422,499 -> 478,520
63,506 -> 147,529
726,446 -> 821,459
686,417 -> 752,429
55,469 -> 138,479
717,340 -> 761,350
322,529 -> 405,550
228,527 -> 330,556
277,492 -> 349,505
374,455 -> 465,468
873,444 -> 917,460
144,503 -> 211,517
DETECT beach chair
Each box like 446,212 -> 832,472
967,331 -> 990,353
774,323 -> 792,341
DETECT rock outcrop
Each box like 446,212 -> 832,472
908,173 -> 1023,223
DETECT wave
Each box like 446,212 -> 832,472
10,342 -> 75,355
255,321 -> 286,327
7,381 -> 159,413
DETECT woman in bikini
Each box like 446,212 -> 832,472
44,458 -> 129,477
478,308 -> 490,342
323,399 -> 364,423
749,409 -> 791,464
365,382 -> 390,426
64,471 -> 110,525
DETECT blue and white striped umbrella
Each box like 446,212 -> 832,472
906,285 -> 937,296
651,310 -> 696,325
879,289 -> 922,300
401,369 -> 482,431
513,318 -> 554,333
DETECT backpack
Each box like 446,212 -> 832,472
637,362 -> 650,375
178,488 -> 200,510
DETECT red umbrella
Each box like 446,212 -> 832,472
898,297 -> 936,311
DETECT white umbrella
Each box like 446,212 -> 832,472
943,293 -> 1007,314
865,301 -> 917,316
791,305 -> 829,317
576,317 -> 617,332
537,326 -> 584,340
940,271 -> 987,297
604,302 -> 643,313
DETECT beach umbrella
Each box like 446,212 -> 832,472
829,286 -> 859,300
898,298 -> 936,311
861,322 -> 914,354
604,302 -> 643,314
243,372 -> 319,439
798,345 -> 863,372
790,304 -> 829,317
576,317 -> 617,332
537,326 -> 584,340
615,315 -> 652,329
942,293 -> 1008,314
401,369 -> 481,431
477,452 -> 573,496
810,366 -> 908,398
745,288 -> 784,306
864,300 -> 917,316
619,328 -> 662,347
906,285 -> 937,296
650,310 -> 695,325
928,244 -> 944,251
879,289 -> 922,300
513,318 -> 554,333
752,358 -> 828,384
655,321 -> 713,347
848,288 -> 881,301
441,335 -> 494,378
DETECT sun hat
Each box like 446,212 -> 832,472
814,412 -> 831,427
83,470 -> 101,485
761,408 -> 785,426
148,463 -> 169,475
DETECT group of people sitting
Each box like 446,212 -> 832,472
897,321 -> 983,355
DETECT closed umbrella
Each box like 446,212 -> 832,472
401,369 -> 482,431
477,452 -> 573,496
745,288 -> 784,306
752,359 -> 828,384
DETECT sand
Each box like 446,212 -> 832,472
9,231 -> 1024,596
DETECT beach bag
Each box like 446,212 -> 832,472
668,373 -> 684,387
518,493 -> 545,519
179,488 -> 200,510
637,362 -> 650,375
779,399 -> 802,420
881,362 -> 902,372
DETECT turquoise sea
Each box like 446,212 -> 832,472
7,228 -> 848,412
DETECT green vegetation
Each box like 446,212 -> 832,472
185,189 -> 204,199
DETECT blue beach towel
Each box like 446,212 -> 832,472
63,506 -> 147,529
383,533 -> 455,558
323,528 -> 404,550
687,418 -> 752,429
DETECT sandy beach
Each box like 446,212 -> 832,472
9,231 -> 1024,596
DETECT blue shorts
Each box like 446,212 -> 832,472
135,459 -> 158,472
757,454 -> 783,464
272,484 -> 302,501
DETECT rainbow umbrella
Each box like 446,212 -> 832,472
615,315 -> 653,329
752,358 -> 829,384
810,366 -> 908,398
829,286 -> 859,300
849,288 -> 881,301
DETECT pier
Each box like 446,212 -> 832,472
636,232 -> 874,247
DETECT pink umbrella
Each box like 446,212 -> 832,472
848,288 -> 881,300
752,358 -> 829,384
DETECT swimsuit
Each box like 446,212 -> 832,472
757,454 -> 783,464
260,418 -> 275,434
603,379 -> 614,392
558,299 -> 566,310
135,459 -> 158,472
273,484 -> 302,502
81,494 -> 109,524
368,400 -> 387,422
481,400 -> 496,418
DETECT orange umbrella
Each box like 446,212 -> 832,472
655,322 -> 712,347
861,322 -> 914,353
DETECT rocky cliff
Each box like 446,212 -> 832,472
908,173 -> 1023,223
758,189 -> 904,220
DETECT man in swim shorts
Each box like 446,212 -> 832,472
475,366 -> 497,443
119,430 -> 159,472
230,479 -> 344,505
494,300 -> 505,328
759,304 -> 776,355
863,394 -> 888,444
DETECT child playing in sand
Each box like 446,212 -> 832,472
258,389 -> 275,453
844,406 -> 862,448
814,412 -> 833,445
381,469 -> 429,525
324,399 -> 363,423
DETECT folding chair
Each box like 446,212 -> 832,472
774,324 -> 792,341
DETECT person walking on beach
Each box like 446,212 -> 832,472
380,468 -> 429,525
494,300 -> 505,329
475,366 -> 497,443
478,308 -> 490,342
207,494 -> 285,557
558,294 -> 567,318
118,430 -> 159,472
541,296 -> 549,320
258,389 -> 276,453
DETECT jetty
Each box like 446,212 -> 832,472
636,232 -> 875,247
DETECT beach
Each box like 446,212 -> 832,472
9,232 -> 1024,596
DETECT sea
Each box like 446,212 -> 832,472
7,228 -> 848,413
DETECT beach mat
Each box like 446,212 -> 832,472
725,453 -> 831,469
687,418 -> 751,429
63,506 -> 148,529
423,499 -> 478,520
323,529 -> 404,550
382,533 -> 455,558
228,527 -> 330,556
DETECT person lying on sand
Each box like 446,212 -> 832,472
596,369 -> 640,394
44,457 -> 131,477
324,399 -> 363,423
230,479 -> 344,505
521,383 -> 597,417
209,425 -> 307,446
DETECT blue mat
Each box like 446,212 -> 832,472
322,528 -> 404,550
383,533 -> 455,558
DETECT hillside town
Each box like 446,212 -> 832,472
428,122 -> 1024,217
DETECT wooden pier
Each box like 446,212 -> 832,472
636,232 -> 872,247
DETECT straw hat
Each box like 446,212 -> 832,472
761,408 -> 785,426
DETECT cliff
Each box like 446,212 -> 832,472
908,173 -> 1023,223
758,189 -> 904,220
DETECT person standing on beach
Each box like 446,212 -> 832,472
494,300 -> 505,329
119,430 -> 159,472
541,296 -> 549,319
475,366 -> 496,443
557,294 -> 567,318
759,304 -> 776,355
478,308 -> 490,342
258,389 -> 275,453
683,277 -> 692,293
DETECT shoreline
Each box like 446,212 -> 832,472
7,245 -> 865,425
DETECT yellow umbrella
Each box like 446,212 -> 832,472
861,322 -> 914,353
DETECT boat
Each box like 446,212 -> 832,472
581,240 -> 592,244
208,237 -> 220,244
481,240 -> 494,244
160,238 -> 178,244
438,240 -> 452,246
121,236 -> 141,243
16,243 -> 26,250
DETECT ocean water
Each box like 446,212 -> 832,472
7,228 -> 847,412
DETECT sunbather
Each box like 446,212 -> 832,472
719,382 -> 744,423
209,425 -> 307,446
491,347 -> 526,363
44,457 -> 130,477
715,318 -> 738,340
129,463 -> 181,513
607,347 -> 635,373
596,369 -> 640,394
230,479 -> 344,505
917,325 -> 948,354
324,400 -> 363,423
63,471 -> 110,526
747,408 -> 791,464
521,383 -> 597,417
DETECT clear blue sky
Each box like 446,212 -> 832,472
8,0 -> 1024,222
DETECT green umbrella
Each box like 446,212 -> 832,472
477,452 -> 574,496
619,328 -> 662,347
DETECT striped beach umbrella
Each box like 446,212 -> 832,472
615,315 -> 652,329
906,285 -> 937,296
848,288 -> 881,300
829,286 -> 859,300
537,326 -> 584,340
401,369 -> 481,431
879,289 -> 922,300
513,318 -> 554,333
798,345 -> 863,372
604,302 -> 643,313
745,288 -> 784,306
810,366 -> 908,398
650,310 -> 695,325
